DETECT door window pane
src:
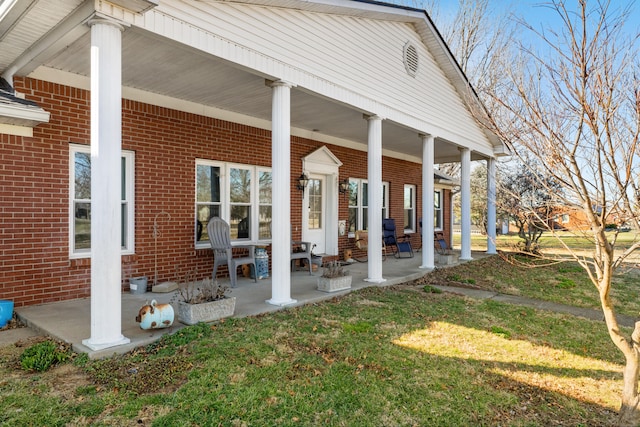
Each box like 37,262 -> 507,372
308,178 -> 322,229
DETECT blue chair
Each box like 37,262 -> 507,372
382,218 -> 413,258
434,231 -> 451,255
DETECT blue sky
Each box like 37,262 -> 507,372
436,0 -> 557,33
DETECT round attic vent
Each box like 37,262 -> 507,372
403,42 -> 419,77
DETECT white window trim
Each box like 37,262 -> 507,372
347,178 -> 388,238
404,184 -> 416,233
195,159 -> 272,249
69,143 -> 135,258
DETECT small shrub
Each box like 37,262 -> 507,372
20,340 -> 70,372
423,285 -> 443,294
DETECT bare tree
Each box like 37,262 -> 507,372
432,0 -> 517,177
483,1 -> 640,424
499,157 -> 563,253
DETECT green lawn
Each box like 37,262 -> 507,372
449,231 -> 640,317
454,230 -> 640,257
0,264 -> 629,426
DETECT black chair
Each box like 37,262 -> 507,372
382,218 -> 413,258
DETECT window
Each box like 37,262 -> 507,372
348,178 -> 388,236
404,184 -> 416,232
258,170 -> 272,239
195,160 -> 271,246
434,190 -> 443,230
308,178 -> 322,229
230,167 -> 251,239
69,144 -> 134,257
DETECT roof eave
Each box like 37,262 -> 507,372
0,104 -> 50,127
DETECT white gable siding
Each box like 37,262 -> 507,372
113,0 -> 491,153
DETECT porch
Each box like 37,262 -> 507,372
13,252 -> 476,359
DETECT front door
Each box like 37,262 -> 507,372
305,174 -> 326,254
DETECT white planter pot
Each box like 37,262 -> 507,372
436,253 -> 459,265
176,296 -> 236,325
317,275 -> 352,293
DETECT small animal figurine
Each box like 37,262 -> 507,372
136,299 -> 174,330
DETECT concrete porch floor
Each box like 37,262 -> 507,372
13,251 -> 476,359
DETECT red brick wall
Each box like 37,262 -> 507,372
2,77 -> 449,307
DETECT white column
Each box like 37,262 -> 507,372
364,115 -> 386,283
266,80 -> 297,306
82,18 -> 130,351
459,148 -> 473,261
420,134 -> 435,269
487,157 -> 497,254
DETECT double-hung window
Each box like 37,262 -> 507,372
258,169 -> 272,239
195,160 -> 272,246
69,144 -> 135,258
434,190 -> 443,230
404,184 -> 416,233
347,178 -> 388,236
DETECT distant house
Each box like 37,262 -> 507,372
551,205 -> 634,231
0,0 -> 507,350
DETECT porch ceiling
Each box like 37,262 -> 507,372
0,1 -> 470,163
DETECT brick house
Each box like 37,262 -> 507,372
0,0 -> 507,350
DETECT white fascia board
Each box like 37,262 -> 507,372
0,104 -> 50,126
106,0 -> 159,14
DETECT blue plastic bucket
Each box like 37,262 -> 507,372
0,300 -> 14,328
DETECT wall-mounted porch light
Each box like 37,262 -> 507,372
296,173 -> 309,191
339,178 -> 350,194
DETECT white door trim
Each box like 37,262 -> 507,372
301,146 -> 342,256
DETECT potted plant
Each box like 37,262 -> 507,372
173,270 -> 236,325
317,260 -> 352,292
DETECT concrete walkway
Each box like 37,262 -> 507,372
430,285 -> 637,328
